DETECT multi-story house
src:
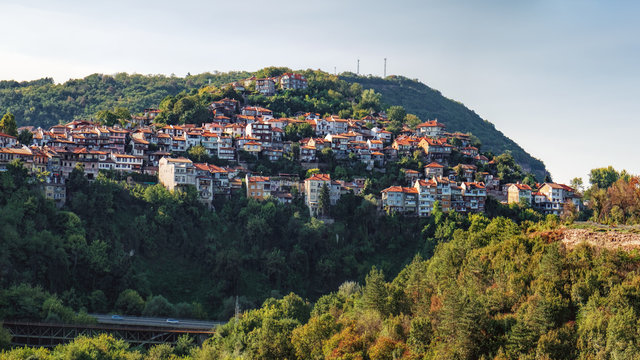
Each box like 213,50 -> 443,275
371,127 -> 392,143
193,163 -> 215,205
418,137 -> 452,162
158,157 -> 196,191
416,120 -> 446,137
507,183 -> 533,206
201,132 -> 219,155
324,134 -> 349,159
107,128 -> 129,153
246,175 -> 272,200
414,179 -> 437,217
424,162 -> 444,179
246,122 -> 272,146
533,183 -> 580,215
0,132 -> 17,147
300,145 -> 317,162
186,130 -> 203,149
218,147 -> 235,161
255,78 -> 276,96
461,182 -> 487,212
455,164 -> 477,182
279,73 -> 308,90
304,173 -> 342,216
433,177 -> 453,212
171,136 -> 187,152
381,186 -> 418,215
210,98 -> 239,117
111,153 -> 143,173
224,123 -> 246,138
42,174 -> 66,208
130,137 -> 149,157
367,139 -> 383,151
371,151 -> 385,167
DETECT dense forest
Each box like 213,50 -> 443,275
4,212 -> 640,359
0,67 -> 546,176
0,159 -> 431,322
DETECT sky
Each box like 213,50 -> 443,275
0,0 -> 638,184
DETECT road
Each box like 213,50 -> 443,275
90,314 -> 224,330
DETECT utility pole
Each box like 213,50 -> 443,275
334,66 -> 337,75
384,58 -> 387,77
357,59 -> 360,75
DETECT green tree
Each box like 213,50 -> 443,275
359,89 -> 382,112
589,166 -> 619,189
115,289 -> 145,316
405,113 -> 422,128
362,267 -> 387,314
95,109 -> 118,126
387,106 -> 406,123
0,323 -> 11,350
0,112 -> 18,136
17,128 -> 33,145
570,177 -> 584,195
143,295 -> 176,317
318,183 -> 331,217
187,144 -> 208,162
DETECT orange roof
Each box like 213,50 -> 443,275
425,162 -> 444,168
307,173 -> 331,181
416,120 -> 446,128
512,183 -> 532,191
381,186 -> 418,193
248,176 -> 270,182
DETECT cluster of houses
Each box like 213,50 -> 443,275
236,73 -> 309,96
507,182 -> 582,215
0,73 -> 581,216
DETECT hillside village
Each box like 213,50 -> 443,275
0,73 -> 581,218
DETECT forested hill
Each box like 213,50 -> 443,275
0,69 -> 545,176
0,72 -> 249,129
341,73 -> 546,178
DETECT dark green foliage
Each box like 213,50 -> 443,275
143,295 -> 175,317
115,290 -> 145,316
17,129 -> 32,145
0,161 -> 431,321
0,72 -> 249,128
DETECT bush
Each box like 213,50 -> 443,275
115,289 -> 145,316
143,295 -> 176,317
0,324 -> 11,350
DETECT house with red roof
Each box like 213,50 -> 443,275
416,120 -> 446,137
304,173 -> 342,216
381,186 -> 418,215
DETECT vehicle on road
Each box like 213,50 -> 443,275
111,315 -> 123,320
166,318 -> 179,324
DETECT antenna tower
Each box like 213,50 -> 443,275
384,58 -> 387,77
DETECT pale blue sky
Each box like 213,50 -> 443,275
1,0 -> 638,183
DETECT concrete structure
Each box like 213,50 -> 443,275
158,157 -> 195,191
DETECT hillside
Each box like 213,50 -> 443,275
0,69 -> 546,177
341,74 -> 547,178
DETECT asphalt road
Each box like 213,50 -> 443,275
90,314 -> 223,330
